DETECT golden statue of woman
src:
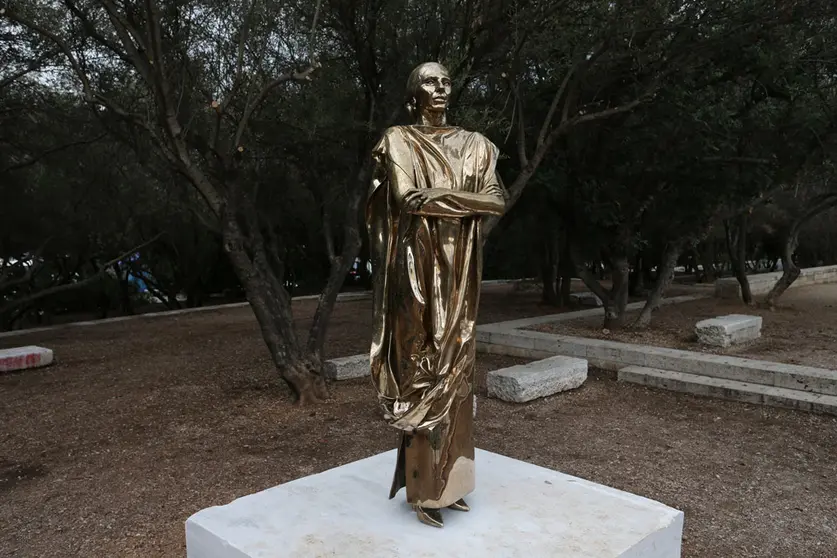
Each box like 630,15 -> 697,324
366,62 -> 505,528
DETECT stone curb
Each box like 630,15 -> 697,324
477,329 -> 837,396
618,366 -> 837,415
0,278 -> 539,340
0,291 -> 373,339
474,294 -> 837,410
714,265 -> 837,299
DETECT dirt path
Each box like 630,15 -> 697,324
1,284 -> 835,557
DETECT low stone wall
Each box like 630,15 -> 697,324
473,292 -> 837,415
476,327 -> 837,396
714,265 -> 837,299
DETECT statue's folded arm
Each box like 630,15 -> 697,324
377,127 -> 506,219
413,188 -> 505,218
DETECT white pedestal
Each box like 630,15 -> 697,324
186,449 -> 683,558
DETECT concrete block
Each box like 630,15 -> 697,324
584,340 -> 646,367
487,355 -> 587,403
477,342 -> 555,360
532,335 -> 588,358
694,355 -> 773,385
778,365 -> 837,396
618,366 -> 837,416
488,330 -> 535,350
325,353 -> 368,380
643,347 -> 690,372
475,306 -> 837,414
186,448 -> 684,558
0,346 -> 53,372
475,328 -> 492,344
695,314 -> 762,348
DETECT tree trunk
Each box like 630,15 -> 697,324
634,243 -> 681,328
764,194 -> 837,307
763,231 -> 800,308
112,264 -> 135,316
306,161 -> 368,362
699,240 -> 716,283
605,254 -> 631,329
540,223 -> 560,306
628,251 -> 644,297
185,287 -> 205,308
558,235 -> 573,307
571,247 -> 613,315
221,204 -> 326,403
541,261 -> 559,305
306,214 -> 363,361
725,214 -> 754,304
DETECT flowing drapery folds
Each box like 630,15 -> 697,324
366,125 -> 504,508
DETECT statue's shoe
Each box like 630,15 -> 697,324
414,506 -> 444,528
447,498 -> 470,512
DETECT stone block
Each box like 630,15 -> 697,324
488,330 -> 535,349
692,354 -> 769,384
186,448 -> 684,558
0,346 -> 53,373
695,314 -> 762,348
532,335 -> 588,358
475,328 -> 492,343
477,342 -> 554,360
618,366 -> 837,416
713,265 -> 837,299
325,353 -> 369,380
487,355 -> 587,403
570,292 -> 603,307
584,340 -> 641,366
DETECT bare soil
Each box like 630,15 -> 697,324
1,284 -> 835,557
532,284 -> 837,370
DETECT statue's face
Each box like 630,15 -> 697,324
414,64 -> 451,113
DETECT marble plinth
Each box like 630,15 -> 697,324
186,449 -> 683,558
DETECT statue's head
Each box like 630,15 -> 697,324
405,62 -> 451,121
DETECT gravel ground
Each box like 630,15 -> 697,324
1,284 -> 836,557
532,284 -> 837,370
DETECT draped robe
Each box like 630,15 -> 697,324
366,125 -> 505,508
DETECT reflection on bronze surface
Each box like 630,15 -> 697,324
448,498 -> 471,512
366,62 -> 505,527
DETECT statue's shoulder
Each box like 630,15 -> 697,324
374,126 -> 409,149
381,125 -> 408,139
465,130 -> 499,157
372,126 -> 411,162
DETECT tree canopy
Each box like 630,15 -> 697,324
3,0 -> 837,399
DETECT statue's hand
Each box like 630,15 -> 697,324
403,188 -> 447,212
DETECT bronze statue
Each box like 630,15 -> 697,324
366,62 -> 505,528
